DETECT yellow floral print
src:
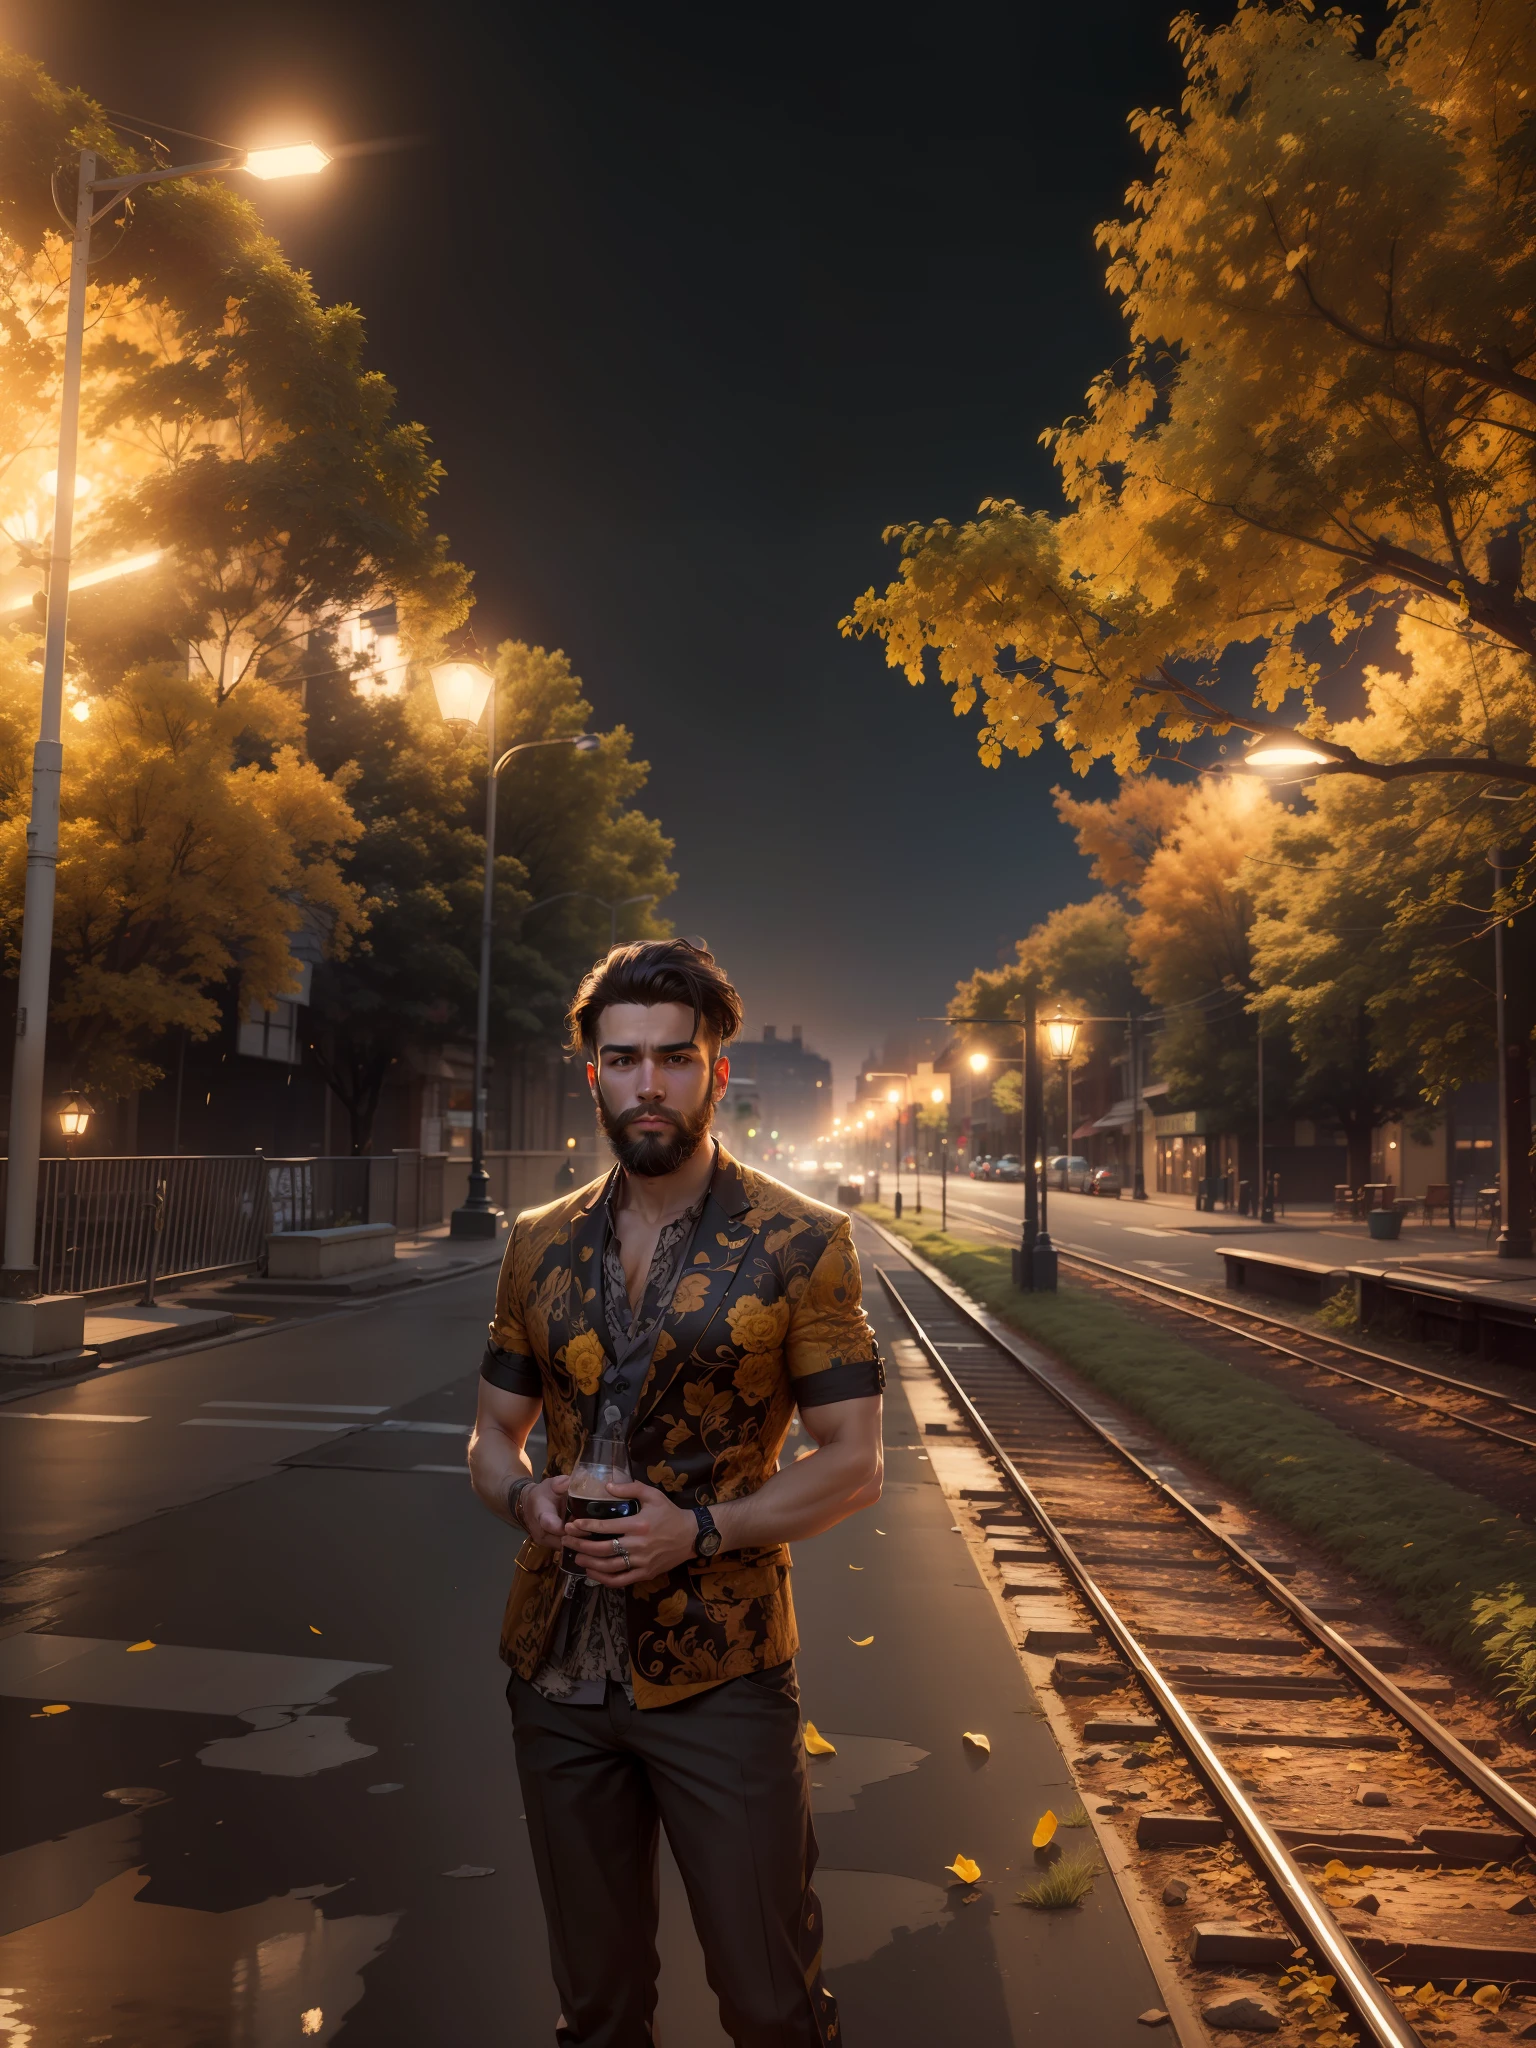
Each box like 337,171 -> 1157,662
655,1589 -> 688,1626
559,1328 -> 606,1396
670,1271 -> 711,1316
727,1294 -> 790,1353
733,1351 -> 780,1404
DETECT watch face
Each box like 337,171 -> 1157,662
699,1528 -> 723,1559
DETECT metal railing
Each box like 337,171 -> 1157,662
0,1145 -> 592,1297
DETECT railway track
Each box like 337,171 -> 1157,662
872,1241 -> 1536,2048
933,1188 -> 1536,1456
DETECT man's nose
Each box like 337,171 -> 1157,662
636,1062 -> 665,1098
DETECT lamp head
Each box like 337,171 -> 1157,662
430,659 -> 495,727
572,734 -> 600,753
1043,1013 -> 1080,1062
1243,733 -> 1332,773
886,1088 -> 900,1104
969,1051 -> 990,1074
59,1091 -> 92,1139
244,143 -> 332,180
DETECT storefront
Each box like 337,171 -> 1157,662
1154,1110 -> 1208,1196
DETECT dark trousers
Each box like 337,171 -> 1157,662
509,1665 -> 840,2048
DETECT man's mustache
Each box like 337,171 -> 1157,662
613,1104 -> 686,1133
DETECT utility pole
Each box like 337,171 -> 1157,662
1490,846 -> 1533,1259
1130,1012 -> 1147,1199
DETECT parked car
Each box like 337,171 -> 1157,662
993,1154 -> 1023,1182
969,1156 -> 995,1180
1048,1154 -> 1092,1192
1088,1165 -> 1123,1198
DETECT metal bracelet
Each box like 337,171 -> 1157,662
507,1476 -> 536,1530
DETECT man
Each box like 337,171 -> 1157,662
469,938 -> 884,2048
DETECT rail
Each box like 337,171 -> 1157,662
868,1223 -> 1536,2046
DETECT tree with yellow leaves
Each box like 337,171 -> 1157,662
0,643 -> 362,1095
843,1 -> 1536,791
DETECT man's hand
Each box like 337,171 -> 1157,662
516,1473 -> 570,1552
565,1479 -> 697,1586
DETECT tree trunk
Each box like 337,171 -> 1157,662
1344,1123 -> 1373,1190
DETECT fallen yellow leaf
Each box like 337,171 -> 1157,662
848,1635 -> 874,1647
945,1853 -> 981,1884
962,1731 -> 991,1754
848,1564 -> 863,1571
804,1722 -> 837,1757
126,1640 -> 155,1653
1032,1810 -> 1058,1849
874,1528 -> 885,1535
36,1703 -> 69,1716
309,1625 -> 322,1635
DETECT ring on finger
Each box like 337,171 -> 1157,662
615,1542 -> 632,1569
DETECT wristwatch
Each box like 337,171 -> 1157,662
691,1503 -> 722,1561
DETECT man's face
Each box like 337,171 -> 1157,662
588,1001 -> 729,1178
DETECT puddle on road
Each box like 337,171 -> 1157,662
0,1635 -> 387,1718
197,1715 -> 377,1778
0,1860 -> 397,2047
815,1868 -> 954,1969
806,1733 -> 928,1815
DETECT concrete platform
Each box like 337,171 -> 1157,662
84,1304 -> 238,1363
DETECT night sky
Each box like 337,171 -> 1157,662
6,0 -> 1187,1095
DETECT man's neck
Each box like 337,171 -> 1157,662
617,1135 -> 717,1224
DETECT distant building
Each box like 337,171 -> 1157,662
726,1025 -> 831,1162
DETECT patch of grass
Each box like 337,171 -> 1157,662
1317,1283 -> 1360,1333
867,1205 -> 1536,1729
1016,1849 -> 1102,1909
1059,1801 -> 1091,1828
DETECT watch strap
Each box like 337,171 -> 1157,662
507,1476 -> 537,1530
691,1503 -> 720,1555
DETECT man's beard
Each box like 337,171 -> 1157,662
597,1091 -> 714,1178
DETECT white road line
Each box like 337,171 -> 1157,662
181,1417 -> 354,1433
1123,1226 -> 1177,1238
413,1463 -> 469,1475
372,1420 -> 471,1436
202,1399 -> 389,1415
0,1410 -> 148,1424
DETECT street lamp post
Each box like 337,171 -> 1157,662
431,660 -> 598,1238
0,137 -> 330,1310
1489,846 -> 1533,1259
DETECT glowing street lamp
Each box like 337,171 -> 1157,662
969,1051 -> 990,1074
1043,1012 -> 1080,1063
429,660 -> 599,1236
58,1093 -> 92,1141
244,143 -> 332,180
2,129 -> 332,1303
1243,733 -> 1332,774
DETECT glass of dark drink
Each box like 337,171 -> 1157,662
562,1427 -> 639,1583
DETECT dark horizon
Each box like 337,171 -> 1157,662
7,0 -> 1189,1099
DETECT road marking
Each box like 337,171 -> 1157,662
202,1399 -> 390,1415
1134,1259 -> 1191,1273
1124,1226 -> 1177,1238
182,1417 -> 354,1433
0,1410 -> 148,1424
372,1420 -> 471,1436
413,1463 -> 470,1475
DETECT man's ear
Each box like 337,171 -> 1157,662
712,1054 -> 730,1106
586,1057 -> 599,1103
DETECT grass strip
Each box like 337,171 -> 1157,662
866,1206 -> 1536,1729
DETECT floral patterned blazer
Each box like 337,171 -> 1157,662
481,1146 -> 883,1707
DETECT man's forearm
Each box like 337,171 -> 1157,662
709,1423 -> 881,1552
468,1425 -> 533,1525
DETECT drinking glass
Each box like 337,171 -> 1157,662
562,1429 -> 639,1583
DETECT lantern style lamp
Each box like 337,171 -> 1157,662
430,659 -> 495,727
59,1093 -> 92,1141
1044,1012 -> 1080,1063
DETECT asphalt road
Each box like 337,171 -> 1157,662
0,1222 -> 1164,2047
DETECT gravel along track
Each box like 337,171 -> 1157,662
875,1251 -> 1536,2047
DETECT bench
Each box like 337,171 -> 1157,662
1218,1246 -> 1350,1309
266,1222 -> 397,1280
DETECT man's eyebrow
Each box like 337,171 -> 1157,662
595,1039 -> 700,1057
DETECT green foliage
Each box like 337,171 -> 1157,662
1317,1285 -> 1360,1334
871,1208 -> 1536,1730
1017,1850 -> 1101,1909
304,641 -> 674,1152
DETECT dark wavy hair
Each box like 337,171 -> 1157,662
565,938 -> 744,1056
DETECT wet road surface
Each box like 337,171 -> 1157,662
0,1223 -> 1164,2045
